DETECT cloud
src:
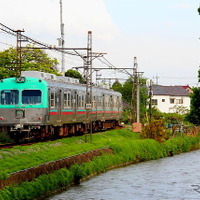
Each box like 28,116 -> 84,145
172,3 -> 191,9
64,0 -> 119,40
0,0 -> 119,45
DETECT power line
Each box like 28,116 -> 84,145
0,40 -> 14,48
160,76 -> 197,79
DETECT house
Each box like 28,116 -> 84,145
150,85 -> 191,114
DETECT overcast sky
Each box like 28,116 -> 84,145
0,0 -> 200,86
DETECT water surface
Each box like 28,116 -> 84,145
50,150 -> 200,200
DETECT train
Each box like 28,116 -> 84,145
0,71 -> 123,141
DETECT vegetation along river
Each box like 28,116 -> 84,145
49,149 -> 200,200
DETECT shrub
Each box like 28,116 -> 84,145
141,119 -> 167,142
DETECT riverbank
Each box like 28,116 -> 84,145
0,128 -> 200,200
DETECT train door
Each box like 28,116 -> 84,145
57,89 -> 62,123
110,95 -> 113,118
117,96 -> 121,118
92,95 -> 97,121
72,90 -> 77,121
49,89 -> 56,124
102,94 -> 105,120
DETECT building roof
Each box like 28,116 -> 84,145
152,85 -> 190,96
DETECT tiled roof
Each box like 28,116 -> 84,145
152,85 -> 190,96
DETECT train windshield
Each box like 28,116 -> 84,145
0,90 -> 19,105
22,90 -> 42,105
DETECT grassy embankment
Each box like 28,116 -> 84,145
0,128 -> 200,200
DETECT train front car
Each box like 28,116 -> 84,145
0,76 -> 48,140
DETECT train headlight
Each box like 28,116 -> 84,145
15,77 -> 26,83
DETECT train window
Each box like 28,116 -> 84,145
92,96 -> 96,108
77,94 -> 85,108
110,96 -> 113,107
50,92 -> 55,107
82,95 -> 85,108
105,96 -> 109,108
64,92 -> 71,108
98,96 -> 102,107
113,96 -> 117,108
78,95 -> 81,107
64,93 -> 67,107
96,96 -> 99,107
116,96 -> 119,107
117,96 -> 122,108
0,90 -> 19,105
76,94 -> 79,107
22,90 -> 41,105
68,93 -> 71,107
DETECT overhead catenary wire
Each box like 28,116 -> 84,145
0,22 -> 133,84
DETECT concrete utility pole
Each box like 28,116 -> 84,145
132,57 -> 143,123
59,0 -> 65,75
146,79 -> 153,123
132,57 -> 143,132
85,31 -> 93,143
15,29 -> 25,77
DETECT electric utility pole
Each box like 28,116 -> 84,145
85,31 -> 93,143
132,57 -> 143,132
59,0 -> 65,75
15,29 -> 25,77
132,57 -> 141,123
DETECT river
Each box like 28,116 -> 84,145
49,150 -> 200,200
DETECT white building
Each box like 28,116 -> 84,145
151,85 -> 191,114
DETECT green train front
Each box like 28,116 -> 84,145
0,76 -> 48,140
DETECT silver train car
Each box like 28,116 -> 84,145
0,71 -> 123,140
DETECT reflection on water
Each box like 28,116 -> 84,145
50,150 -> 200,200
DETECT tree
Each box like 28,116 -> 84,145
0,46 -> 59,79
112,77 -> 148,123
111,79 -> 123,93
65,69 -> 85,83
185,87 -> 200,125
121,77 -> 133,103
198,69 -> 200,82
172,105 -> 189,115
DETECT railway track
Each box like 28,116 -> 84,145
0,136 -> 62,149
0,141 -> 43,149
0,125 -> 123,149
0,142 -> 18,149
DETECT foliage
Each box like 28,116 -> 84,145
198,67 -> 200,82
0,46 -> 59,79
0,130 -> 13,144
65,69 -> 85,83
141,119 -> 167,142
161,112 -> 184,125
120,77 -> 133,103
111,79 -> 123,93
112,77 -> 148,123
140,86 -> 149,122
145,109 -> 188,128
121,109 -> 132,124
171,105 -> 189,115
164,136 -> 200,154
185,87 -> 200,125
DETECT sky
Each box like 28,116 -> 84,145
0,0 -> 200,86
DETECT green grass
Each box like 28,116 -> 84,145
0,129 -> 139,177
0,128 -> 200,200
